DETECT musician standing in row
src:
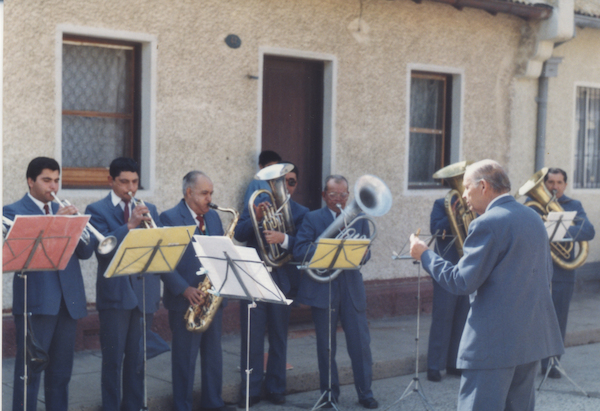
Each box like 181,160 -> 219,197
242,150 -> 282,207
160,171 -> 231,411
4,157 -> 95,411
410,160 -> 564,410
293,175 -> 379,409
536,168 -> 595,378
426,198 -> 469,382
85,157 -> 162,411
234,163 -> 308,407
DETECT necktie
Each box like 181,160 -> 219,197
123,200 -> 130,223
44,204 -> 50,215
196,215 -> 205,234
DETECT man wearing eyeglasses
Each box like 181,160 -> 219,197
293,175 -> 378,409
234,162 -> 308,407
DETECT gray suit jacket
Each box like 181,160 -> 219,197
421,195 -> 564,369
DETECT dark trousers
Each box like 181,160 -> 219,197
310,292 -> 374,402
541,280 -> 574,370
99,308 -> 153,411
239,300 -> 291,396
169,308 -> 224,411
13,300 -> 77,411
427,281 -> 469,371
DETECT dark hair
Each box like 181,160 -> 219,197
109,157 -> 140,179
281,161 -> 299,178
545,167 -> 567,183
258,150 -> 281,167
323,175 -> 348,191
26,157 -> 60,181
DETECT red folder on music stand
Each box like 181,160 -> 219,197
3,215 -> 89,272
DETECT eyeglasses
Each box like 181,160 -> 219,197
286,178 -> 297,187
326,192 -> 349,200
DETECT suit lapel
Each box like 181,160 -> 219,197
110,194 -> 125,224
21,194 -> 44,215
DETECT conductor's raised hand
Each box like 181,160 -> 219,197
410,234 -> 429,261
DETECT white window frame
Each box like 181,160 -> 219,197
572,82 -> 600,193
55,24 -> 157,196
404,64 -> 464,196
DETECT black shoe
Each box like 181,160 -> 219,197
446,367 -> 462,376
427,369 -> 442,382
265,392 -> 286,405
359,397 -> 379,409
548,367 -> 562,379
237,396 -> 260,408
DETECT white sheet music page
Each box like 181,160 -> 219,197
545,211 -> 576,242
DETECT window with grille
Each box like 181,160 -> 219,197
574,86 -> 600,189
408,71 -> 453,188
61,35 -> 141,188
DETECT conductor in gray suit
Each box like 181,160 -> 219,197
410,159 -> 564,411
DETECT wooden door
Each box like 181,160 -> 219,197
262,55 -> 324,211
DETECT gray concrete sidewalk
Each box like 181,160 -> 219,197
3,292 -> 600,411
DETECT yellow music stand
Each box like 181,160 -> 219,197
306,238 -> 371,271
103,226 -> 196,278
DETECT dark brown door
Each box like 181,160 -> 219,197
262,55 -> 324,211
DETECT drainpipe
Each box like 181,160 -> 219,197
534,56 -> 563,171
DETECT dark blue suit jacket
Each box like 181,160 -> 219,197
430,198 -> 460,265
234,197 -> 308,295
293,206 -> 370,311
159,199 -> 225,312
421,195 -> 564,369
3,194 -> 93,319
85,193 -> 162,313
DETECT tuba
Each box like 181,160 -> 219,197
248,163 -> 296,267
432,161 -> 476,257
185,202 -> 239,333
517,168 -> 589,270
304,175 -> 392,283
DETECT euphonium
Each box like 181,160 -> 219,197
185,202 -> 239,333
432,161 -> 476,257
517,168 -> 589,270
304,175 -> 392,283
248,163 -> 296,267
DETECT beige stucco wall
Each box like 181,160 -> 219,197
5,0 -> 594,308
545,26 -> 600,260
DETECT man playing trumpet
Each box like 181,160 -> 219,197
410,160 -> 564,411
3,157 -> 95,411
85,157 -> 162,411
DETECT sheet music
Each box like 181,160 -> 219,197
545,211 -> 576,242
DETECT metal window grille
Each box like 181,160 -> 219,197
574,87 -> 600,189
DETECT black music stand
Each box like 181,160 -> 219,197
299,238 -> 371,411
2,215 -> 88,411
387,231 -> 438,411
538,213 -> 589,398
192,235 -> 291,411
104,225 -> 196,411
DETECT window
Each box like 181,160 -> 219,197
61,35 -> 141,189
408,71 -> 453,188
574,86 -> 600,189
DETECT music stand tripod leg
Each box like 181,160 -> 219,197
538,356 -> 590,397
244,301 -> 257,411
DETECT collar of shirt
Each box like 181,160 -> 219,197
485,192 -> 511,213
328,208 -> 338,220
111,190 -> 130,212
27,192 -> 52,214
185,201 -> 202,222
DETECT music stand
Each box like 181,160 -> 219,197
103,225 -> 196,411
299,238 -> 371,411
192,235 -> 291,411
537,212 -> 589,397
387,231 -> 438,411
3,215 -> 88,411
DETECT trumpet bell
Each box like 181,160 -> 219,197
98,235 -> 118,255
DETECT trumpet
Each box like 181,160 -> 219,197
127,191 -> 158,229
51,192 -> 117,255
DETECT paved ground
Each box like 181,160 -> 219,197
3,291 -> 599,410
